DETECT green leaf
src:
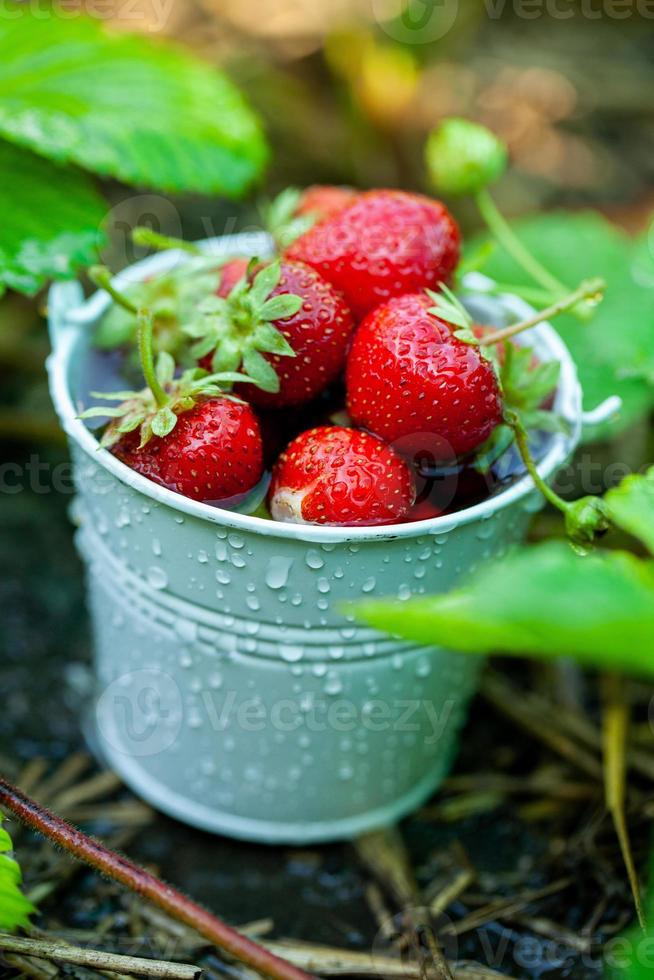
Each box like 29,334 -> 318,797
0,5 -> 268,197
242,348 -> 280,393
0,813 -> 35,931
151,406 -> 177,438
0,142 -> 105,295
259,294 -> 303,321
469,211 -> 654,440
605,467 -> 654,555
353,541 -> 654,677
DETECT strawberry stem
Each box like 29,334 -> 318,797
478,278 -> 605,348
506,409 -> 611,552
506,409 -> 570,515
132,227 -> 205,256
475,189 -> 568,299
0,777 -> 315,980
138,310 -> 168,408
89,265 -> 138,315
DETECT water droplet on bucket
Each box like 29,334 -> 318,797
280,644 -> 304,663
324,672 -> 343,695
265,556 -> 294,590
147,566 -> 168,590
305,549 -> 324,570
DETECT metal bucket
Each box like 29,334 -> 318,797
48,234 -> 585,844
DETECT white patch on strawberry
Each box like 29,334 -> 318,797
269,487 -> 309,523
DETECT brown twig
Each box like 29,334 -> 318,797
0,934 -> 200,980
0,775 -> 314,980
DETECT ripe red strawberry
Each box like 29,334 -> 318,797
112,397 -> 263,503
285,190 -> 460,318
189,258 -> 355,409
82,305 -> 264,503
346,292 -> 503,460
295,185 -> 358,220
269,426 -> 416,526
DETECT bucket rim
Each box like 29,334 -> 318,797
48,235 -> 583,545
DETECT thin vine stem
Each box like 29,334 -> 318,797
0,776 -> 315,980
506,411 -> 570,515
479,278 -> 605,348
89,265 -> 138,315
137,310 -> 168,408
475,189 -> 567,298
132,227 -> 205,256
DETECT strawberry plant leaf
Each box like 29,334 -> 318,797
0,142 -> 105,295
604,467 -> 654,555
0,813 -> 34,931
352,541 -> 654,677
469,211 -> 654,440
0,4 -> 268,197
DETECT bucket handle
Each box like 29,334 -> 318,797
47,280 -> 86,354
581,395 -> 622,432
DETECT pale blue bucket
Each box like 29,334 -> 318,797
47,235 -> 588,844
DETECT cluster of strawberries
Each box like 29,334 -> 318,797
86,186 -> 543,527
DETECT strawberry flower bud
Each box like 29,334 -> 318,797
564,496 -> 612,555
426,117 -> 508,196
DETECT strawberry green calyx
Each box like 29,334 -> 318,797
426,118 -> 508,197
81,309 -> 255,449
91,255 -> 221,355
426,282 -> 503,378
262,188 -> 319,250
184,258 -> 302,393
427,282 -> 571,466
